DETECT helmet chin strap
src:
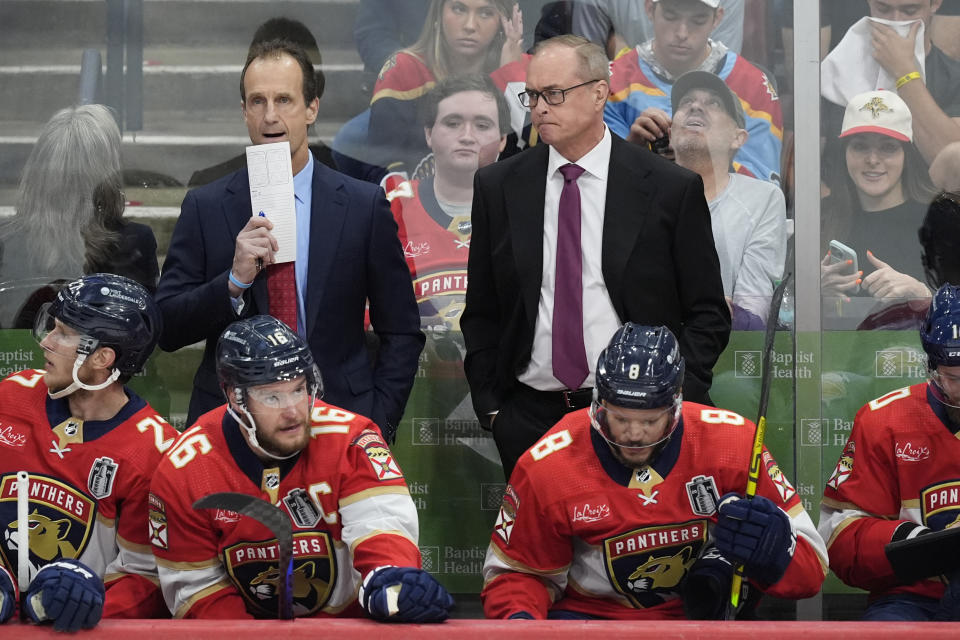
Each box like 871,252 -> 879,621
227,401 -> 299,462
47,353 -> 121,400
929,378 -> 960,410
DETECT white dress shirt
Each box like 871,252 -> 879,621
518,126 -> 621,391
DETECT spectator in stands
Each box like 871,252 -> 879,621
382,74 -> 508,364
0,104 -> 158,327
821,0 -> 960,164
604,0 -> 782,184
821,90 -> 937,304
929,140 -> 960,192
353,0 -> 566,75
670,71 -> 786,329
920,191 -> 960,290
366,0 -> 527,177
354,0 -> 431,73
574,0 -> 744,59
188,17 -> 336,187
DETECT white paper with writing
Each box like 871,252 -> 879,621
246,141 -> 297,264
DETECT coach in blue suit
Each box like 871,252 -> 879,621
156,39 -> 423,440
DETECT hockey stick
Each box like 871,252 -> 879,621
193,492 -> 294,620
728,271 -> 793,614
16,472 -> 29,592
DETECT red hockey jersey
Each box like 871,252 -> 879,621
0,368 -> 175,618
385,176 -> 470,328
482,402 -> 827,619
820,383 -> 960,600
150,402 -> 422,619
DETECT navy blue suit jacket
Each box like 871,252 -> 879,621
156,161 -> 424,439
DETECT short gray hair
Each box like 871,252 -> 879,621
533,35 -> 610,83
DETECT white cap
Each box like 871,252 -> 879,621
652,0 -> 721,7
839,89 -> 913,142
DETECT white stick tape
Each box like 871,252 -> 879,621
16,471 -> 29,591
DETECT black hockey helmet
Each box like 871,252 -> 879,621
34,273 -> 161,376
594,323 -> 685,410
590,324 -> 685,463
217,314 -> 322,399
921,284 -> 960,370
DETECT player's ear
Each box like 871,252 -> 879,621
91,346 -> 117,372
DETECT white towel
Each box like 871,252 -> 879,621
821,17 -> 925,107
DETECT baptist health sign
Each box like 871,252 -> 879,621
875,348 -> 926,378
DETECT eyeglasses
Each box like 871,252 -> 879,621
518,79 -> 602,108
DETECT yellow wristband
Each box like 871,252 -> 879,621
896,71 -> 921,90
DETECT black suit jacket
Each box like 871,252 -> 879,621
156,161 -> 424,438
461,134 -> 730,420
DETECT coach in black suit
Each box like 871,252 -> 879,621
156,40 -> 422,440
462,35 -> 730,478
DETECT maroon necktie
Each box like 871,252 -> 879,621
552,163 -> 589,390
267,262 -> 298,331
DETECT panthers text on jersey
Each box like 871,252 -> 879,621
150,401 -> 422,619
820,382 -> 960,601
482,402 -> 827,619
385,175 -> 470,327
0,368 -> 176,618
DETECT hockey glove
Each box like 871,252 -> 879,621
24,559 -> 104,632
682,546 -> 736,620
715,493 -> 795,586
508,611 -> 535,619
936,568 -> 960,621
359,566 -> 455,622
0,566 -> 16,624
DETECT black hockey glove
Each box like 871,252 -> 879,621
715,493 -> 795,586
359,565 -> 455,622
24,558 -> 104,632
0,566 -> 15,624
682,545 -> 736,619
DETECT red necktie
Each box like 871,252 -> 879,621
267,262 -> 298,331
552,163 -> 589,390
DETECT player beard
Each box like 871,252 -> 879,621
257,421 -> 310,458
945,404 -> 960,427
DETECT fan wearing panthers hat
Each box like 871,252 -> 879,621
150,315 -> 453,621
481,322 -> 826,620
0,273 -> 175,631
820,283 -> 960,621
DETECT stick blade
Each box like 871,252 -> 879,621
193,492 -> 294,619
885,526 -> 960,583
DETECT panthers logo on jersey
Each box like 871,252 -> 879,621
0,473 -> 95,582
224,532 -> 336,617
603,520 -> 707,608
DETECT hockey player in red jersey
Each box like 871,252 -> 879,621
820,283 -> 960,621
150,315 -> 454,621
0,273 -> 174,631
481,323 -> 826,619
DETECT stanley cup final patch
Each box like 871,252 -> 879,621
685,475 -> 720,516
87,456 -> 118,499
284,488 -> 321,529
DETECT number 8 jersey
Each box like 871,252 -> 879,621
481,401 -> 828,619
